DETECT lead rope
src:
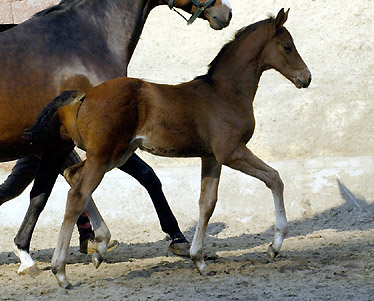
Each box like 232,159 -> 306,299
168,3 -> 190,23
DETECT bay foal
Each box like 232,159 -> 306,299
27,9 -> 311,288
0,0 -> 232,275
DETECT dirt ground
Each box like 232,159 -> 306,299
1,198 -> 374,300
1,158 -> 374,300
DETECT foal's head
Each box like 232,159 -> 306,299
261,9 -> 311,88
171,0 -> 232,29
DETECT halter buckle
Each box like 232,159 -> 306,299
168,0 -> 174,10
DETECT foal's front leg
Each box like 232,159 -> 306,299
190,157 -> 222,275
221,144 -> 288,262
52,157 -> 107,289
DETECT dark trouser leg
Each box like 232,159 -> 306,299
118,153 -> 184,240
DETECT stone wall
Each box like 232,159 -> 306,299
0,0 -> 57,24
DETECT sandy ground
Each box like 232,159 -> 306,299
1,197 -> 374,300
1,157 -> 374,300
1,226 -> 374,300
1,0 -> 374,300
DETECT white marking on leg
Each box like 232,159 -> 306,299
85,198 -> 110,256
13,243 -> 36,274
190,223 -> 207,275
272,192 -> 288,251
190,225 -> 204,260
272,230 -> 285,251
94,223 -> 110,255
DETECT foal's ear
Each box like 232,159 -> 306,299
274,8 -> 289,29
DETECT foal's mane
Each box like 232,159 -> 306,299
196,16 -> 275,82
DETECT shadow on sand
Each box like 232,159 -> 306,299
1,178 -> 373,280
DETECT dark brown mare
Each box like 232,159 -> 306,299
0,0 -> 232,275
27,9 -> 311,288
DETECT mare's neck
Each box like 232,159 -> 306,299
79,0 -> 157,75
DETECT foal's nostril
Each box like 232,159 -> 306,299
228,10 -> 232,21
305,75 -> 312,88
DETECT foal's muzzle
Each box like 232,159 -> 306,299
294,68 -> 312,89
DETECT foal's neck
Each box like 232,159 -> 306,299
209,25 -> 272,103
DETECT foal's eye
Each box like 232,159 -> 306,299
283,44 -> 292,53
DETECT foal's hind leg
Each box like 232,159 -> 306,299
13,147 -> 73,276
221,144 -> 288,262
64,161 -> 111,268
52,156 -> 107,289
190,157 -> 222,275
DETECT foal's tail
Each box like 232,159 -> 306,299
24,90 -> 85,148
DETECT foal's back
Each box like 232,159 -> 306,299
72,77 -> 213,162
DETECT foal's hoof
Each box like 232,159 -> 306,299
80,238 -> 119,254
64,282 -> 74,290
169,237 -> 190,257
266,245 -> 279,263
192,259 -> 208,276
18,264 -> 42,277
92,252 -> 104,269
54,272 -> 73,289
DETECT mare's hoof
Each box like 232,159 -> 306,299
169,238 -> 190,257
18,263 -> 42,277
266,245 -> 279,263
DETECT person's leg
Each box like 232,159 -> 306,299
118,153 -> 190,256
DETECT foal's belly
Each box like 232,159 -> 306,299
137,135 -> 212,158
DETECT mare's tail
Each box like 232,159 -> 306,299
24,90 -> 85,148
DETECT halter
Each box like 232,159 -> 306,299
168,0 -> 216,25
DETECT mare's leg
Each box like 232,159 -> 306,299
13,148 -> 73,276
52,156 -> 107,289
221,144 -> 288,262
190,157 -> 222,275
117,153 -> 189,256
0,156 -> 39,206
9,151 -> 97,275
